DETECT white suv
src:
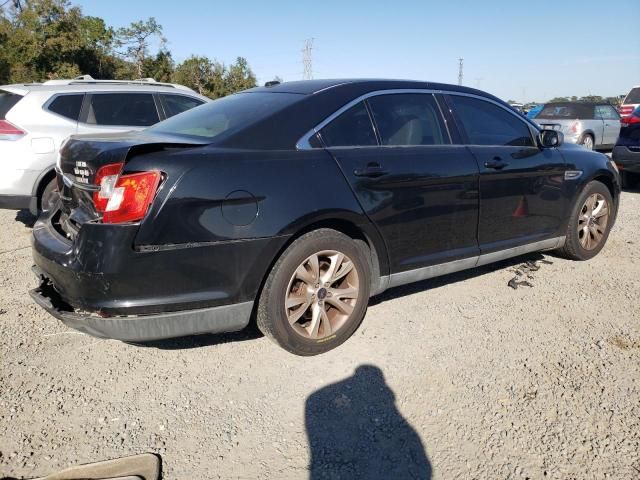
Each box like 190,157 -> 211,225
0,76 -> 209,214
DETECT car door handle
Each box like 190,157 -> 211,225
484,158 -> 509,170
353,164 -> 390,178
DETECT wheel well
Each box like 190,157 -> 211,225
593,174 -> 616,202
35,169 -> 56,210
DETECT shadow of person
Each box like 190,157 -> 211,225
305,365 -> 431,480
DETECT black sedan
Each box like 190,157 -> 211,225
30,79 -> 621,355
613,105 -> 640,189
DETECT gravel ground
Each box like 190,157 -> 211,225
1,191 -> 639,480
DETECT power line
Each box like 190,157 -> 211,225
302,38 -> 314,80
458,57 -> 464,86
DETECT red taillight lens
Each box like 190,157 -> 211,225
621,108 -> 640,125
0,119 -> 25,138
93,162 -> 124,212
569,121 -> 579,133
102,171 -> 161,224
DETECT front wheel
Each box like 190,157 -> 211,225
557,181 -> 613,260
257,229 -> 371,356
579,134 -> 594,150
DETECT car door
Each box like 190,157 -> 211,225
76,92 -> 161,135
445,93 -> 567,255
596,104 -> 621,146
315,93 -> 480,275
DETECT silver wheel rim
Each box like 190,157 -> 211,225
577,193 -> 609,250
583,136 -> 593,150
285,250 -> 359,340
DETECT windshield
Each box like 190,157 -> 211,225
624,87 -> 640,104
148,92 -> 302,140
536,103 -> 594,120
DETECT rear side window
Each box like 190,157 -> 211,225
367,94 -> 447,146
536,103 -> 595,120
86,93 -> 159,126
319,102 -> 377,147
624,87 -> 640,104
0,91 -> 23,119
448,95 -> 534,147
595,105 -> 619,120
161,94 -> 205,118
48,94 -> 83,121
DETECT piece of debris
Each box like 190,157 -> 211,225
507,256 -> 552,289
508,278 -> 533,289
0,308 -> 6,315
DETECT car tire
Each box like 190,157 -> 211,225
256,228 -> 371,356
579,134 -> 594,150
40,177 -> 59,213
556,181 -> 614,261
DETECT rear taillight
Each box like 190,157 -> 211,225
569,121 -> 579,133
0,119 -> 25,139
93,163 -> 124,212
619,105 -> 634,117
92,162 -> 161,224
621,108 -> 640,125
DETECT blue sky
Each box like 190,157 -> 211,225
78,0 -> 640,103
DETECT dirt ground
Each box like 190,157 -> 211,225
1,191 -> 639,480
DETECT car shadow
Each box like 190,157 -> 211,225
14,208 -> 37,227
133,322 -> 264,350
370,251 -> 551,305
306,364 -> 432,479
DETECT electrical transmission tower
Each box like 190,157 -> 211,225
302,38 -> 314,80
458,57 -> 464,86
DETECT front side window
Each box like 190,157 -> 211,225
448,95 -> 534,147
319,102 -> 376,147
161,94 -> 205,118
595,105 -> 619,120
367,94 -> 447,146
87,93 -> 159,126
48,94 -> 83,121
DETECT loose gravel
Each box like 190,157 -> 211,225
1,191 -> 639,479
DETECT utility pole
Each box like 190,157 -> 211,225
302,38 -> 314,80
458,57 -> 464,86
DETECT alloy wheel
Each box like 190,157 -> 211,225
285,250 -> 359,340
577,193 -> 609,250
582,136 -> 594,150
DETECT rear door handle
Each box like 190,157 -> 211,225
353,164 -> 390,178
484,158 -> 509,170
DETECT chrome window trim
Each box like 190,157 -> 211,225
296,88 -> 541,150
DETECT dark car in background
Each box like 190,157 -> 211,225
613,105 -> 640,188
534,102 -> 621,150
29,79 -> 621,356
619,85 -> 640,119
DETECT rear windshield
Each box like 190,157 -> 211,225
536,103 -> 594,120
624,87 -> 640,104
0,91 -> 23,119
148,92 -> 301,140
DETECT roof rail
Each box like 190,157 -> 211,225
41,76 -> 193,91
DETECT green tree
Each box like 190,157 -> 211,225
116,17 -> 164,78
142,49 -> 174,82
173,55 -> 224,97
224,56 -> 257,93
548,96 -> 570,103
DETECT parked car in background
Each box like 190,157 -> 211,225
613,105 -> 640,188
619,85 -> 640,119
0,76 -> 209,214
526,104 -> 543,119
29,79 -> 620,356
534,102 -> 620,150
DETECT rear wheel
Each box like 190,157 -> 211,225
40,177 -> 58,213
557,181 -> 613,260
257,229 -> 371,356
579,134 -> 594,150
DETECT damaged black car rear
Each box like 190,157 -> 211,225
31,80 -> 620,356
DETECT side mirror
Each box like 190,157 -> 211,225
539,129 -> 563,148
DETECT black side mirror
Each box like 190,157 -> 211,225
539,129 -> 563,148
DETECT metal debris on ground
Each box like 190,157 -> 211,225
508,257 -> 553,289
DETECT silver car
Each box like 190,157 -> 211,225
0,77 -> 209,214
534,102 -> 620,150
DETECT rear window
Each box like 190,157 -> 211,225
0,91 -> 23,119
536,103 -> 595,120
160,94 -> 205,118
624,87 -> 640,104
87,93 -> 159,126
48,94 -> 84,121
148,92 -> 300,140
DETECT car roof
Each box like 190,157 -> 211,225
0,82 -> 201,97
248,78 -> 494,97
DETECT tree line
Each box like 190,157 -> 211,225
0,0 -> 258,98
